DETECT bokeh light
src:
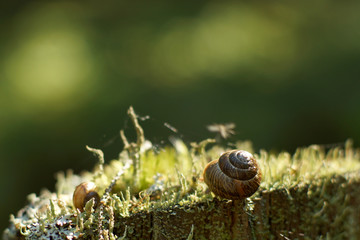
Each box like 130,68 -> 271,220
150,3 -> 297,83
2,3 -> 97,114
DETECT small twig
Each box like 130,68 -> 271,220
120,130 -> 130,149
128,106 -> 145,147
119,106 -> 146,189
97,106 -> 145,239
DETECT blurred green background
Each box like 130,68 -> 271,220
1,0 -> 360,231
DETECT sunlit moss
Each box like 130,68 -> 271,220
257,140 -> 360,192
3,120 -> 360,239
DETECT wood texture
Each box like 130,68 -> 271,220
112,172 -> 360,239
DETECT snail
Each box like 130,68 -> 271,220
73,182 -> 100,211
203,150 -> 261,200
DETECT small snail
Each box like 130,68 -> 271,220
73,182 -> 100,211
203,150 -> 261,200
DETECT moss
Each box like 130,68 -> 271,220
3,107 -> 360,239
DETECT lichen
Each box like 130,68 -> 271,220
3,107 -> 360,239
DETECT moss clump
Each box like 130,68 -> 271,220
3,107 -> 360,239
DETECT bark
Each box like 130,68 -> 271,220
113,172 -> 360,240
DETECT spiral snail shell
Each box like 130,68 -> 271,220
73,182 -> 100,211
203,150 -> 261,200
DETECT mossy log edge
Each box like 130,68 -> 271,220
114,172 -> 360,240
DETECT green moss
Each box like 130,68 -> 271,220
3,108 -> 360,239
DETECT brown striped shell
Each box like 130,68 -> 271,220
73,182 -> 100,211
203,150 -> 261,200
